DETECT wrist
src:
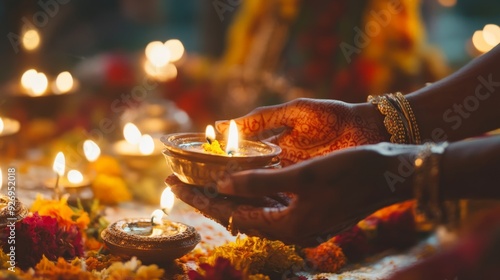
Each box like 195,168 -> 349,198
351,102 -> 391,143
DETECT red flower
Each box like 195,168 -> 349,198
1,213 -> 84,270
188,258 -> 244,280
333,225 -> 370,261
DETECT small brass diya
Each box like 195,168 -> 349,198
0,195 -> 28,227
161,133 -> 282,186
101,218 -> 200,264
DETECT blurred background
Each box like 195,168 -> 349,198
0,0 -> 497,206
0,0 -> 498,150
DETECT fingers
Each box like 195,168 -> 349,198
231,204 -> 292,240
215,103 -> 295,139
217,168 -> 299,197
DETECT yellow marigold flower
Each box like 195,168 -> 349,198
30,194 -> 89,232
0,249 -> 12,269
33,255 -> 97,280
89,155 -> 122,176
206,236 -> 303,275
202,140 -> 226,155
92,174 -> 132,205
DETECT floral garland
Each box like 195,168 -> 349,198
0,194 -> 421,279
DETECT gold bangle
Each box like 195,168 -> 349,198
413,142 -> 449,223
395,92 -> 421,144
367,95 -> 408,144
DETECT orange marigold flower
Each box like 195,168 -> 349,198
303,241 -> 347,273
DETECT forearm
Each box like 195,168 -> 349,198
407,46 -> 500,142
440,135 -> 500,200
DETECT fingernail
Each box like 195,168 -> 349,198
217,176 -> 233,194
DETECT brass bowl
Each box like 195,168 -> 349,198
101,218 -> 200,264
161,133 -> 282,186
0,195 -> 28,227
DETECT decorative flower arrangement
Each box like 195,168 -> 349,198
0,193 -> 422,279
193,236 -> 304,279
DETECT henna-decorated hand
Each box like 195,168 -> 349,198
170,143 -> 415,247
216,98 -> 388,166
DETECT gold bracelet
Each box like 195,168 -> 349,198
367,95 -> 408,144
413,142 -> 449,223
395,92 -> 421,144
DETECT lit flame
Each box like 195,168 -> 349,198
21,69 -> 37,90
161,186 -> 175,213
123,123 -> 142,145
472,24 -> 500,54
22,28 -> 40,51
164,39 -> 184,62
55,71 -> 74,94
53,152 -> 66,176
0,167 -> 2,190
151,209 -> 164,225
67,169 -> 84,184
226,120 -> 239,155
0,118 -> 3,134
31,72 -> 48,96
83,140 -> 101,162
139,134 -> 155,155
205,125 -> 215,142
483,24 -> 500,46
145,41 -> 171,67
143,60 -> 177,81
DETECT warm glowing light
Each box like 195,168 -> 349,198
145,41 -> 171,67
205,125 -> 215,142
123,123 -> 142,145
55,71 -> 74,94
0,118 -> 3,134
164,39 -> 185,62
161,187 -> 175,213
31,72 -> 48,96
143,60 -> 177,81
22,29 -> 40,51
437,0 -> 456,7
483,24 -> 500,46
226,120 -> 239,155
53,152 -> 66,176
151,209 -> 164,225
67,169 -> 84,184
83,140 -> 101,162
0,168 -> 2,190
139,134 -> 155,155
472,30 -> 493,53
21,69 -> 38,90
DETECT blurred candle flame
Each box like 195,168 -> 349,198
83,140 -> 101,162
0,118 -> 4,134
22,28 -> 40,51
145,41 -> 171,67
226,120 -> 239,155
164,39 -> 184,62
67,169 -> 84,184
55,71 -> 74,94
123,123 -> 142,145
53,152 -> 66,176
161,186 -> 175,213
139,134 -> 155,155
151,209 -> 164,225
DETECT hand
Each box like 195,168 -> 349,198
170,143 -> 415,247
216,98 -> 388,166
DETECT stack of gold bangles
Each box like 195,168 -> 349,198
368,93 -> 454,225
367,92 -> 421,144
